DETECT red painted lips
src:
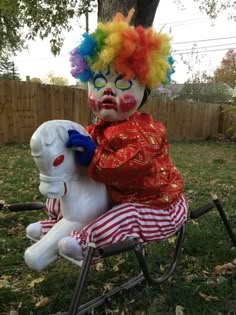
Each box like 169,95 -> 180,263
98,97 -> 118,111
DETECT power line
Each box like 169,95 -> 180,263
173,43 -> 236,52
154,18 -> 234,30
153,17 -> 211,27
173,47 -> 236,55
173,36 -> 236,45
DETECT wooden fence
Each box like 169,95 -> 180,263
0,80 -> 90,143
144,98 -> 222,140
0,79 -> 229,144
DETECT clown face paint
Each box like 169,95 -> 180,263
88,67 -> 145,122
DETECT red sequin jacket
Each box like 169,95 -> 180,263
86,112 -> 184,208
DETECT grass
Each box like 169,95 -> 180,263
0,141 -> 235,315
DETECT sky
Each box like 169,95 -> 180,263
12,0 -> 236,84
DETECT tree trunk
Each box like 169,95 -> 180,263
97,0 -> 161,27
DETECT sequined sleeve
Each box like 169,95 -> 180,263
87,115 -> 167,186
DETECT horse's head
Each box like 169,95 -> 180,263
30,120 -> 89,199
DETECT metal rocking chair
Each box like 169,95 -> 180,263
56,195 -> 236,315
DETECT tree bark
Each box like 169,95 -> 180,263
97,0 -> 161,27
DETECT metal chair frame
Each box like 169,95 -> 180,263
59,196 -> 236,315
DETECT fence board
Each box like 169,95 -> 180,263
0,80 -> 229,144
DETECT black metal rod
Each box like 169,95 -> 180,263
76,274 -> 145,315
213,197 -> 236,248
134,223 -> 186,285
189,203 -> 215,220
98,238 -> 140,257
68,245 -> 95,315
7,202 -> 45,211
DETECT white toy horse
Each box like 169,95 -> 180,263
24,120 -> 109,271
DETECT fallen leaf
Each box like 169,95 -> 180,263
28,276 -> 45,288
168,235 -> 177,245
214,262 -> 236,275
202,270 -> 210,276
199,292 -> 219,301
185,274 -> 195,283
0,275 -> 11,288
103,282 -> 114,291
95,262 -> 104,272
113,256 -> 125,272
35,296 -> 49,308
175,305 -> 184,315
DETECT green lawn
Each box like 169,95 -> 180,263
0,141 -> 235,315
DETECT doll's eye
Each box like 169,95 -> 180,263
115,77 -> 132,91
93,74 -> 107,90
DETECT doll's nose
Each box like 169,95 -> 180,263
103,87 -> 115,96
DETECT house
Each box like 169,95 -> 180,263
154,82 -> 234,104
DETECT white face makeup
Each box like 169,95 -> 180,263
88,67 -> 145,122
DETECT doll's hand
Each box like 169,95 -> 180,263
66,130 -> 96,166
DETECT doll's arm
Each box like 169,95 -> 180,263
88,138 -> 161,185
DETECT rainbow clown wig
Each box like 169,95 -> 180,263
70,9 -> 174,89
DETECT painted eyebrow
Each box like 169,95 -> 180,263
104,66 -> 120,78
93,71 -> 106,80
115,74 -> 124,81
105,66 -> 110,76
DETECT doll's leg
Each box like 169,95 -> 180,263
41,198 -> 62,235
58,195 -> 188,263
26,198 -> 62,241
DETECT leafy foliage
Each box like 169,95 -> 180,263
44,72 -> 69,86
30,77 -> 42,83
0,0 -> 25,55
174,47 -> 235,103
223,105 -> 236,141
194,0 -> 236,20
176,82 -> 233,103
0,0 -> 96,56
180,44 -> 213,84
212,49 -> 236,89
0,54 -> 20,80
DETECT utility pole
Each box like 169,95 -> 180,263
85,11 -> 89,32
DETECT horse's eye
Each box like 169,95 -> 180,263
53,155 -> 64,167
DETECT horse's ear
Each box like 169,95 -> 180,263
56,125 -> 69,142
43,125 -> 55,145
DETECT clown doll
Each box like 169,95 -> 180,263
55,9 -> 188,263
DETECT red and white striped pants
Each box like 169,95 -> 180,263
40,198 -> 62,235
71,194 -> 188,261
